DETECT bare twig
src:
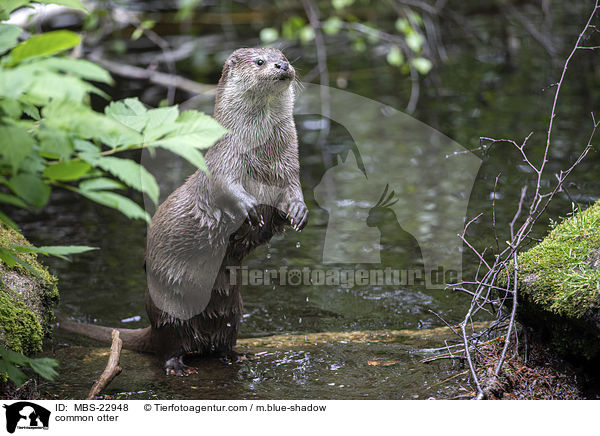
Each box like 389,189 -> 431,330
302,0 -> 331,146
86,330 -> 123,400
89,49 -> 216,97
453,1 -> 600,400
500,0 -> 557,57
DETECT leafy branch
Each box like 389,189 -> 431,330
0,0 -> 226,387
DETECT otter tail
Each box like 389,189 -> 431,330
59,320 -> 155,354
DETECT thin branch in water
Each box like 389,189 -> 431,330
86,330 -> 123,400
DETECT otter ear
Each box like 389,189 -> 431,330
221,57 -> 237,79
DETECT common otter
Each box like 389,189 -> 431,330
62,48 -> 308,375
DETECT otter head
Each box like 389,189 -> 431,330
218,48 -> 296,98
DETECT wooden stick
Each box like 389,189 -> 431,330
86,329 -> 123,400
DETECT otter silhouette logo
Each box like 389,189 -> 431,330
3,402 -> 50,433
301,84 -> 482,286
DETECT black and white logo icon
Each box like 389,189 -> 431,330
3,402 -> 50,433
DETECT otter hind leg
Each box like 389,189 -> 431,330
164,354 -> 198,376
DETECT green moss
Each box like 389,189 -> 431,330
0,223 -> 59,353
0,224 -> 59,299
0,293 -> 43,354
508,202 -> 600,361
517,202 -> 600,318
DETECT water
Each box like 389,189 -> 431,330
13,2 -> 600,399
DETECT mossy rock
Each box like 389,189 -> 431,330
0,223 -> 59,355
514,201 -> 600,361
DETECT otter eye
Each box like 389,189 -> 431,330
256,59 -> 264,66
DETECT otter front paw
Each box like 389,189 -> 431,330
233,196 -> 264,227
283,199 -> 308,231
164,356 -> 198,376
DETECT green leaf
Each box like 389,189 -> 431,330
131,27 -> 143,41
322,17 -> 343,35
38,245 -> 97,257
12,253 -> 42,279
122,97 -> 147,115
22,102 -> 40,120
0,125 -> 36,173
0,98 -> 21,118
0,359 -> 27,386
35,0 -> 87,11
151,132 -> 223,150
43,160 -> 91,181
9,173 -> 51,209
104,98 -> 148,131
411,57 -> 433,74
73,139 -> 99,153
386,45 -> 404,67
79,155 -> 159,205
142,20 -> 156,30
0,0 -> 29,21
408,10 -> 423,27
79,190 -> 150,222
26,70 -> 107,104
0,347 -> 28,365
153,143 -> 207,172
142,106 -> 179,141
28,357 -> 59,381
352,37 -> 366,53
332,0 -> 354,10
0,193 -> 28,209
0,211 -> 19,231
11,244 -> 98,260
0,24 -> 22,54
8,30 -> 81,66
0,68 -> 32,99
395,18 -> 410,34
406,31 -> 424,52
299,26 -> 315,44
79,177 -> 125,192
282,16 -> 305,40
37,128 -> 73,160
169,110 -> 228,137
0,347 -> 59,384
43,100 -> 142,147
0,247 -> 18,267
259,27 -> 279,44
34,57 -> 113,84
19,153 -> 46,174
145,110 -> 225,173
105,101 -> 225,151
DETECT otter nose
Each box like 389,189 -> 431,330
274,61 -> 289,71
